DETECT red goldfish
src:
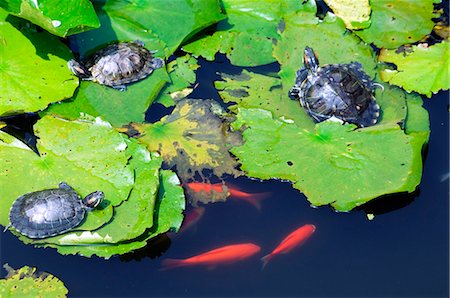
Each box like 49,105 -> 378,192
185,182 -> 268,210
161,243 -> 261,270
178,207 -> 205,234
261,224 -> 316,269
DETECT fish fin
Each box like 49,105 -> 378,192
260,253 -> 273,270
235,192 -> 271,211
160,259 -> 184,271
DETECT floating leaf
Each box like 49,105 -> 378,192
1,0 -> 99,37
183,0 -> 303,66
0,10 -> 78,116
354,0 -> 439,49
72,0 -> 225,59
0,115 -> 139,230
0,264 -> 68,297
379,42 -> 449,97
43,68 -> 170,127
273,8 -> 377,96
153,55 -> 199,107
38,169 -> 185,259
122,99 -> 242,202
323,0 -> 371,29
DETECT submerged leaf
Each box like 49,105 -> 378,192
0,264 -> 68,297
0,10 -> 78,116
379,42 -> 450,97
1,0 -> 99,37
354,0 -> 439,49
323,0 -> 371,29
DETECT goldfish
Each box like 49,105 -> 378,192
261,224 -> 316,269
178,207 -> 205,234
160,243 -> 261,270
185,182 -> 268,210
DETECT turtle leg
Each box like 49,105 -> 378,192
113,85 -> 127,91
133,40 -> 145,46
59,182 -> 74,191
67,60 -> 92,79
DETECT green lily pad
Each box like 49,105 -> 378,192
0,115 -> 139,230
183,0 -> 303,66
43,67 -> 170,127
220,69 -> 426,211
0,264 -> 68,297
354,0 -> 439,49
153,55 -> 199,107
379,42 -> 450,97
122,99 -> 242,204
1,0 -> 99,37
72,0 -> 225,59
323,0 -> 371,29
273,8 -> 377,96
0,10 -> 78,116
38,169 -> 185,259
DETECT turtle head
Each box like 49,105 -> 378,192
68,59 -> 92,79
303,47 -> 319,72
82,191 -> 104,210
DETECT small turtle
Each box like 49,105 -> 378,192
289,47 -> 380,127
6,182 -> 104,239
68,40 -> 164,91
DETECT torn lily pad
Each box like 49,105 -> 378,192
183,0 -> 303,66
0,9 -> 78,116
323,0 -> 371,29
0,0 -> 99,37
354,0 -> 439,49
153,55 -> 199,107
122,99 -> 242,203
379,41 -> 449,97
0,264 -> 68,297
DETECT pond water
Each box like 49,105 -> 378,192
1,56 -> 449,297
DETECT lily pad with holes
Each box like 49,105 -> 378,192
379,42 -> 450,97
0,264 -> 68,297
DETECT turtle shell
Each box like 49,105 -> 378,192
289,49 -> 380,127
74,41 -> 164,89
9,186 -> 86,239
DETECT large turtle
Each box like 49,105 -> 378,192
6,182 -> 104,239
68,40 -> 164,91
289,47 -> 380,127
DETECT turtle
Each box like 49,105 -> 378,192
68,40 -> 164,91
288,47 -> 380,127
5,182 -> 104,239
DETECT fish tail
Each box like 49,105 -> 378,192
239,192 -> 271,211
260,253 -> 273,270
160,259 -> 185,271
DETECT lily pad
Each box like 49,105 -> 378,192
272,7 -> 377,96
1,0 -> 99,37
221,69 -> 426,211
323,0 -> 371,29
72,0 -> 225,59
354,0 -> 439,49
0,264 -> 68,297
153,55 -> 199,107
379,41 -> 450,97
123,99 -> 242,188
0,10 -> 78,116
0,115 -> 140,230
183,0 -> 303,66
43,67 -> 170,127
38,169 -> 185,259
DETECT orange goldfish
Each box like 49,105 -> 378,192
261,224 -> 316,269
178,207 -> 205,234
161,243 -> 261,270
185,182 -> 268,210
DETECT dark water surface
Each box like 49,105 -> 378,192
1,56 -> 449,297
